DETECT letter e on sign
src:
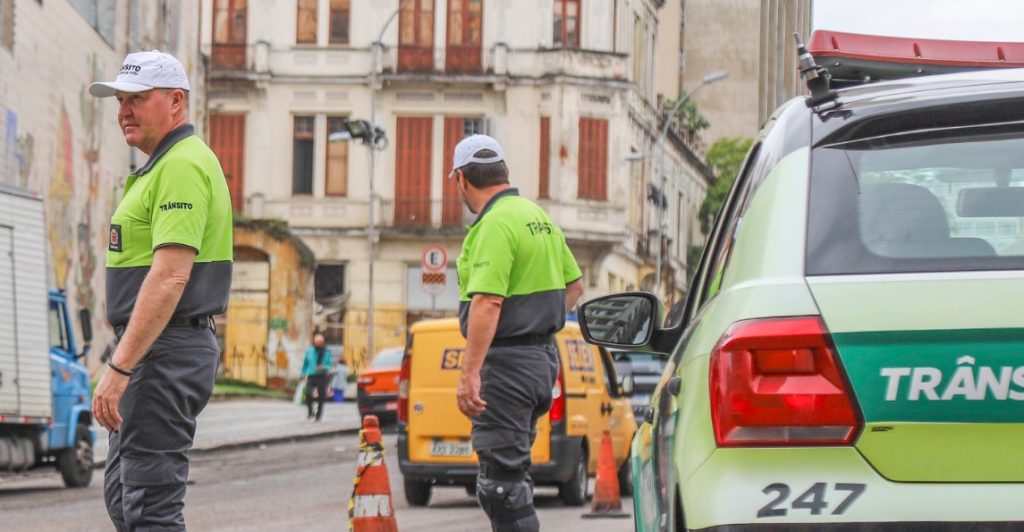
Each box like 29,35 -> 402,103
421,244 -> 447,273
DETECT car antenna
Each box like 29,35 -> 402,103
793,32 -> 838,109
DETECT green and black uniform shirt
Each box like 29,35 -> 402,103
106,124 -> 233,326
457,188 -> 582,339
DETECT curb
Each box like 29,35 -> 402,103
92,426 -> 362,469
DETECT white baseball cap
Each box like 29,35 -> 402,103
452,134 -> 505,171
89,50 -> 191,98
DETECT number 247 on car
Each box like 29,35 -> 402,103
758,482 -> 866,518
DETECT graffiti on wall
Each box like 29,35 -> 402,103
75,53 -> 105,315
48,104 -> 76,290
2,109 -> 15,185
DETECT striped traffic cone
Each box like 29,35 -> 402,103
582,430 -> 630,519
348,415 -> 399,532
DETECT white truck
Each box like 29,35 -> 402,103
0,185 -> 94,487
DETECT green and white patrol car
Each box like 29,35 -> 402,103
579,32 -> 1024,531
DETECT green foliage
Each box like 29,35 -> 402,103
213,378 -> 290,400
686,244 -> 704,283
699,136 -> 754,234
666,98 -> 710,140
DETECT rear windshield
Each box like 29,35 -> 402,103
371,348 -> 404,369
808,127 -> 1024,275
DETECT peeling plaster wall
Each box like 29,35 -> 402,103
0,0 -> 203,376
232,227 -> 316,381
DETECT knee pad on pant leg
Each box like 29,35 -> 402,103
477,475 -> 537,526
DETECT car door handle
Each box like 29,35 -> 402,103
601,402 -> 613,415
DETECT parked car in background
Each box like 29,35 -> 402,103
398,318 -> 636,507
580,32 -> 1024,531
356,347 -> 404,424
610,350 -> 667,418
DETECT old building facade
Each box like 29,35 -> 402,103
200,0 -> 711,371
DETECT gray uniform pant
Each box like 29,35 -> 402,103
104,327 -> 218,531
472,343 -> 559,532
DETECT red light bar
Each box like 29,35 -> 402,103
809,30 -> 1024,69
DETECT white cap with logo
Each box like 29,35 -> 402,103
452,134 -> 505,171
89,50 -> 191,98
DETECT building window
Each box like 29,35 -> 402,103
208,114 -> 247,212
0,0 -> 13,50
292,116 -> 314,195
395,116 -> 434,226
539,116 -> 551,199
315,263 -> 346,345
329,0 -> 350,44
213,0 -> 247,69
296,0 -> 317,44
398,0 -> 434,72
70,0 -> 117,46
446,0 -> 481,72
553,0 -> 580,48
578,118 -> 608,201
325,117 -> 349,196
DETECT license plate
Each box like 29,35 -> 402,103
384,401 -> 398,411
430,440 -> 473,457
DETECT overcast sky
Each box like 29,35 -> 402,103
813,0 -> 1024,41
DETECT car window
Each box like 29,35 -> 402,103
49,301 -> 69,352
808,127 -> 1024,274
371,348 -> 404,369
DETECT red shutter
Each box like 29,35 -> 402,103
395,117 -> 433,227
398,0 -> 435,72
208,114 -> 246,212
442,117 -> 464,226
539,116 -> 551,199
578,118 -> 608,201
446,0 -> 482,73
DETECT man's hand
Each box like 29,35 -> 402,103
92,367 -> 131,431
457,369 -> 488,417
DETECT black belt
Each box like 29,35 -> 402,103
479,462 -> 527,482
490,334 -> 554,347
114,316 -> 215,339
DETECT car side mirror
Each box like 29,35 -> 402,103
619,374 -> 635,397
578,292 -> 660,348
78,308 -> 92,359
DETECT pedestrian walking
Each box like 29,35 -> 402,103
301,333 -> 334,421
89,50 -> 233,531
452,135 -> 584,532
332,354 -> 350,401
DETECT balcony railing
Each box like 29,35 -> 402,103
398,45 -> 434,73
212,43 -> 247,70
446,45 -> 482,73
378,198 -> 470,230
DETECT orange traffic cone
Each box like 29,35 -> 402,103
348,415 -> 399,531
581,430 -> 630,519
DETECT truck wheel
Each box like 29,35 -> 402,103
404,477 -> 432,506
558,445 -> 588,506
59,423 -> 93,488
618,451 -> 633,497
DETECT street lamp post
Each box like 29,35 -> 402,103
652,70 -> 728,296
365,0 -> 411,362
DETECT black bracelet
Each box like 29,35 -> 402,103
108,361 -> 133,377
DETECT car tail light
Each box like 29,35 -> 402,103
549,365 -> 566,423
397,352 -> 412,423
357,376 -> 376,387
709,316 -> 861,446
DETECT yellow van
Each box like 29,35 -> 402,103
396,317 -> 637,506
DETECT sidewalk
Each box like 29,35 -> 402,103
94,398 -> 364,467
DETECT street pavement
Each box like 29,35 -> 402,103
94,396 -> 364,466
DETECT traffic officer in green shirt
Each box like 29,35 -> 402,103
452,134 -> 584,532
89,50 -> 233,531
